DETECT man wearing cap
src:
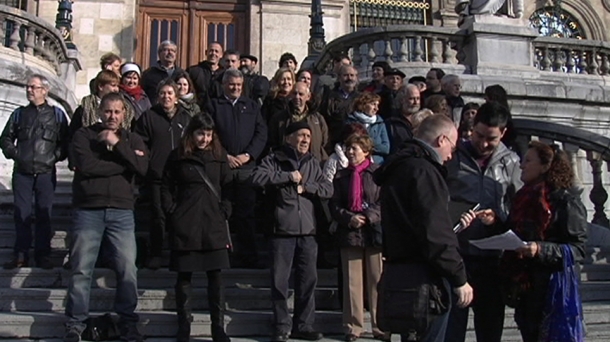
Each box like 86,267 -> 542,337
378,68 -> 406,119
408,75 -> 427,93
360,61 -> 389,93
240,54 -> 270,105
141,40 -> 184,104
251,121 -> 333,342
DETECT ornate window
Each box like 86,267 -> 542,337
529,6 -> 584,39
0,0 -> 26,10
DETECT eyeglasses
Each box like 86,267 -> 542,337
26,85 -> 44,90
443,135 -> 457,152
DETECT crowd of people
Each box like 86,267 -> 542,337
0,38 -> 588,342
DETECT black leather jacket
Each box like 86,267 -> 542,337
0,102 -> 69,174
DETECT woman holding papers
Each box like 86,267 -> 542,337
461,141 -> 587,342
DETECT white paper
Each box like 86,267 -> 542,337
469,230 -> 526,251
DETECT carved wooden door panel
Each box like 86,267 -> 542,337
135,7 -> 188,70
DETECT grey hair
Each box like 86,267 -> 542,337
222,68 -> 243,83
157,40 -> 177,54
441,74 -> 460,87
415,114 -> 455,145
402,83 -> 419,95
339,65 -> 357,76
28,74 -> 50,89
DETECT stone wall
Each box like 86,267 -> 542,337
36,0 -> 137,101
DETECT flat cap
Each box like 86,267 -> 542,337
385,68 -> 406,78
240,54 -> 258,63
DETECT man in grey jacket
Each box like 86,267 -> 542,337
445,102 -> 522,342
251,121 -> 333,342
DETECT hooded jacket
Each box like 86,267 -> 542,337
373,139 -> 467,287
446,141 -> 522,256
251,145 -> 333,236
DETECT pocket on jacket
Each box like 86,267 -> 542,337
42,127 -> 58,142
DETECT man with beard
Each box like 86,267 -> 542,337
251,121 -> 332,342
385,84 -> 420,153
317,54 -> 351,88
445,102 -> 522,342
141,40 -> 184,104
378,68 -> 406,119
360,61 -> 389,93
187,42 -> 224,107
240,54 -> 270,105
319,65 -> 360,154
421,68 -> 445,104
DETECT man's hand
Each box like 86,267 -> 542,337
98,130 -> 120,147
453,283 -> 473,308
227,155 -> 242,169
134,150 -> 145,157
290,171 -> 302,183
516,242 -> 539,259
349,214 -> 367,229
236,153 -> 250,165
297,185 -> 304,194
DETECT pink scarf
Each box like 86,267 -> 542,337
348,158 -> 371,212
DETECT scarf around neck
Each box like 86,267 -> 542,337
352,111 -> 377,127
120,84 -> 144,101
348,158 -> 371,212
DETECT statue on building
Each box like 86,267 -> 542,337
455,0 -> 524,19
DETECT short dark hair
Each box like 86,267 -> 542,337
429,68 -> 445,80
100,52 -> 121,69
279,52 -> 298,68
99,92 -> 126,111
332,53 -> 350,63
484,84 -> 509,110
179,113 -> 223,158
172,71 -> 196,97
474,102 -> 510,130
224,49 -> 240,58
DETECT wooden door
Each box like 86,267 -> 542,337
135,1 -> 248,70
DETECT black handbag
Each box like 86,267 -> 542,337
81,313 -> 120,341
192,164 -> 233,252
377,263 -> 449,340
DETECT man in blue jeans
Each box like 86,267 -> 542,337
64,92 -> 149,342
0,74 -> 69,269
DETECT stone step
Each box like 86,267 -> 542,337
1,304 -> 609,339
0,287 -> 340,312
0,268 -> 339,289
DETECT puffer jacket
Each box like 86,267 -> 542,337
0,102 -> 69,174
330,163 -> 381,248
251,145 -> 333,236
345,113 -> 390,164
446,141 -> 522,256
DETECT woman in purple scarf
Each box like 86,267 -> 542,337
330,134 -> 389,342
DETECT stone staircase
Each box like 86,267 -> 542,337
1,163 -> 610,341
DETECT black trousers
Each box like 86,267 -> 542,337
445,257 -> 505,342
226,172 -> 257,262
146,183 -> 165,257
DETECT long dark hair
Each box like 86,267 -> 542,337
528,141 -> 574,190
179,113 -> 223,158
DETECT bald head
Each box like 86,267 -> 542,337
292,81 -> 312,111
415,114 -> 457,163
402,84 -> 421,116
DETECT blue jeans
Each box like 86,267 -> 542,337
65,209 -> 139,331
12,171 -> 56,258
399,278 -> 451,342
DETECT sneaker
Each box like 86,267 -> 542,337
3,252 -> 28,270
120,324 -> 144,342
36,256 -> 54,270
64,327 -> 81,342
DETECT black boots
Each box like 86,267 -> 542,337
208,270 -> 230,342
175,282 -> 193,342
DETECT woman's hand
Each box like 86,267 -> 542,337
516,242 -> 539,258
349,214 -> 367,229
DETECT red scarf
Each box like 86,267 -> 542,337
120,84 -> 144,101
348,158 -> 371,212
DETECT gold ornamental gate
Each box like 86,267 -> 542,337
350,0 -> 431,31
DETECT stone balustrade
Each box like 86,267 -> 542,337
513,118 -> 610,228
533,37 -> 610,75
0,5 -> 71,74
312,25 -> 460,74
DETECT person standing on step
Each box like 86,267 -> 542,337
141,40 -> 184,105
251,122 -> 333,342
134,79 -> 192,269
161,114 -> 232,342
0,74 -> 69,270
65,93 -> 148,342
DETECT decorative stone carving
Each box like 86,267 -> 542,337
455,0 -> 523,19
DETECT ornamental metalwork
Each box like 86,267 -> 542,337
350,0 -> 430,31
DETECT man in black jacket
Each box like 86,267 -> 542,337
141,40 -> 184,104
206,68 -> 267,268
251,121 -> 333,342
386,84 -> 421,153
378,68 -> 406,119
0,74 -> 69,269
240,54 -> 270,105
187,42 -> 225,108
64,93 -> 148,342
374,114 -> 472,342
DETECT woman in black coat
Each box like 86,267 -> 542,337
462,141 -> 587,342
329,134 -> 388,342
161,114 -> 233,342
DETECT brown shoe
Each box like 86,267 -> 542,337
3,252 -> 29,269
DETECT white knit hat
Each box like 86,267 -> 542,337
121,63 -> 141,77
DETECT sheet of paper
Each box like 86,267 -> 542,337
469,230 -> 526,251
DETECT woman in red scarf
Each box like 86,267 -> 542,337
119,63 -> 152,122
461,141 -> 587,342
330,134 -> 389,342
